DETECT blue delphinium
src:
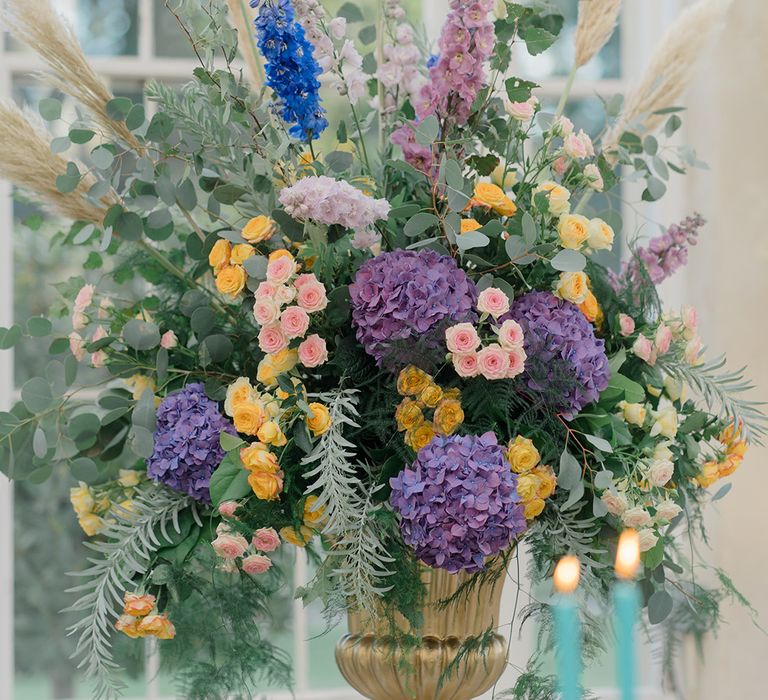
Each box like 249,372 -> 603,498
252,0 -> 328,140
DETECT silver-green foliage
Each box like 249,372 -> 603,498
65,485 -> 200,699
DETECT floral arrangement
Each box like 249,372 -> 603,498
0,0 -> 760,698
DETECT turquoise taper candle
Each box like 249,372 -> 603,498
553,555 -> 581,700
614,530 -> 641,700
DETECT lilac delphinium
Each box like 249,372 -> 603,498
349,249 -> 477,370
147,383 -> 236,502
504,291 -> 610,420
618,213 -> 705,288
390,432 -> 526,573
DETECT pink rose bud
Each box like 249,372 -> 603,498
445,323 -> 481,354
298,334 -> 328,368
160,330 -> 178,349
564,133 -> 588,160
453,352 -> 479,378
252,527 -> 281,552
477,344 -> 511,380
618,314 -> 635,337
211,533 -> 249,560
258,324 -> 289,354
218,501 -> 239,518
553,156 -> 568,176
280,306 -> 310,339
477,288 -> 510,319
242,554 -> 273,575
682,306 -> 698,331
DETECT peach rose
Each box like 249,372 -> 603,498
584,163 -> 604,192
477,288 -> 510,318
601,490 -> 629,516
298,334 -> 328,368
637,528 -> 659,553
648,458 -> 674,487
477,344 -> 510,380
253,298 -> 281,326
242,554 -> 272,575
453,352 -> 479,378
445,323 -> 481,354
280,306 -> 310,339
296,281 -> 328,313
258,324 -> 289,354
505,99 -> 535,121
655,500 -> 682,523
137,613 -> 176,640
252,527 -> 281,552
123,592 -> 156,617
621,506 -> 652,529
211,532 -> 249,559
564,132 -> 588,159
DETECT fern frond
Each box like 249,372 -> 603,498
64,485 -> 196,700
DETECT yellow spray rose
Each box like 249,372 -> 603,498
225,377 -> 257,417
123,592 -> 156,617
406,423 -> 436,451
650,405 -> 678,439
303,495 -> 326,528
433,398 -> 464,436
516,472 -> 542,502
280,525 -> 314,547
233,401 -> 266,436
555,271 -> 589,304
461,218 -> 483,234
124,374 -> 156,401
257,349 -> 298,386
557,214 -> 590,250
535,180 -> 571,216
248,468 -> 284,501
306,403 -> 332,436
215,264 -> 247,298
491,164 -> 517,189
230,243 -> 256,265
115,614 -> 142,639
532,465 -> 557,500
395,399 -> 424,431
619,401 -> 647,427
78,513 -> 105,537
578,291 -> 601,325
242,215 -> 276,244
118,469 -> 140,488
137,613 -> 176,640
419,383 -> 444,408
473,182 -> 507,209
70,483 -> 94,517
587,218 -> 614,251
396,365 -> 431,396
240,442 -> 279,471
523,498 -> 546,520
506,436 -> 541,473
208,239 -> 231,272
257,420 -> 287,447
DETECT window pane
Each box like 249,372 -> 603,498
516,0 -> 621,81
153,1 -> 196,58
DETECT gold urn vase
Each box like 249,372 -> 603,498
335,563 -> 508,700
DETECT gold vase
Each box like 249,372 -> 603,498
335,562 -> 508,700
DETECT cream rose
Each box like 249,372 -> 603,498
558,214 -> 590,250
621,506 -> 652,528
587,218 -> 614,251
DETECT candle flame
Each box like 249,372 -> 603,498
554,555 -> 580,594
615,529 -> 640,579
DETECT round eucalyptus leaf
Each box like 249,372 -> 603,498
123,319 -> 161,351
70,457 -> 100,483
21,377 -> 53,413
648,590 -> 674,625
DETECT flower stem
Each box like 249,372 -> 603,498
554,64 -> 578,119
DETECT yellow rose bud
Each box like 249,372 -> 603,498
115,613 -> 142,638
419,383 -> 444,408
532,465 -> 557,500
555,271 -> 589,304
433,398 -> 464,436
137,613 -> 176,640
230,243 -> 256,265
650,405 -> 678,439
233,401 -> 266,436
535,180 -> 571,216
118,469 -> 140,488
78,513 -> 104,537
257,349 -> 299,386
396,365 -> 431,396
506,436 -> 541,473
215,264 -> 247,298
524,498 -> 546,520
619,401 -> 647,427
307,403 -> 332,436
461,218 -> 483,234
395,399 -> 424,432
123,592 -> 156,617
303,495 -> 326,528
516,473 -> 542,502
70,483 -> 94,517
280,525 -> 314,547
558,214 -> 590,250
248,468 -> 284,501
405,423 -> 436,451
587,217 -> 614,251
242,215 -> 276,244
257,420 -> 287,447
208,238 -> 231,272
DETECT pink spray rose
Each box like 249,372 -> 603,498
90,326 -> 108,368
294,273 -> 319,288
506,346 -> 527,378
453,352 -> 480,378
252,527 -> 281,552
211,533 -> 249,560
298,334 -> 328,368
218,501 -> 240,518
69,332 -> 87,362
160,330 -> 178,349
618,314 -> 635,337
253,297 -> 281,326
564,133 -> 588,159
477,288 -> 510,318
496,319 -> 524,349
654,324 -> 673,355
280,306 -> 310,339
74,284 -> 95,312
296,281 -> 328,313
258,324 -> 289,354
255,281 -> 279,299
241,554 -> 273,575
632,333 -> 655,365
266,256 -> 297,284
445,323 -> 481,354
477,344 -> 510,380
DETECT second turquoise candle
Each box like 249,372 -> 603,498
554,595 -> 581,700
613,580 -> 640,700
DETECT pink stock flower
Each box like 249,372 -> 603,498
477,288 -> 510,318
506,346 -> 526,378
160,330 -> 178,349
218,501 -> 239,518
241,554 -> 273,575
74,284 -> 95,312
655,324 -> 673,355
266,256 -> 297,284
252,527 -> 281,552
632,334 -> 656,365
619,314 -> 635,336
477,344 -> 510,380
298,334 -> 328,368
496,319 -> 524,349
280,306 -> 310,339
453,351 -> 480,378
258,325 -> 289,354
253,297 -> 281,326
69,332 -> 86,362
445,323 -> 481,354
296,281 -> 328,313
211,533 -> 249,560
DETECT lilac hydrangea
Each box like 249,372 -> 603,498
147,383 -> 236,502
349,249 -> 477,370
390,432 -> 526,573
504,291 -> 610,419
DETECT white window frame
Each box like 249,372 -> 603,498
0,2 -> 691,699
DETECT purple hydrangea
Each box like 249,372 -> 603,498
390,432 -> 526,573
504,291 -> 610,419
349,249 -> 477,370
147,383 -> 236,502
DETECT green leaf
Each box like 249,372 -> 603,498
505,77 -> 539,102
202,334 -> 234,363
522,212 -> 537,245
176,178 -> 197,210
209,453 -> 250,506
293,420 -> 313,455
26,317 -> 52,337
39,98 -> 62,121
338,2 -> 364,21
128,425 -> 155,458
648,589 -> 673,624
0,325 -> 23,349
467,154 -> 499,176
606,373 -> 646,404
584,434 -> 613,453
106,97 -> 133,120
32,427 -> 48,458
325,150 -> 354,173
413,115 -> 439,145
70,457 -> 99,482
679,411 -> 709,434
665,114 -> 682,137
212,184 -> 247,204
126,104 -> 146,131
520,26 -> 557,55
712,482 -> 732,501
558,450 -> 582,490
326,286 -> 351,327
389,203 -> 421,219
90,146 -> 115,170
550,249 -> 586,272
21,377 -> 53,413
115,211 -> 143,241
404,212 -> 439,237
359,24 -> 376,44
69,128 -> 96,144
180,290 -> 208,317
123,319 -> 161,351
220,432 -> 245,452
191,307 -> 216,338
56,162 -> 81,194
642,177 -> 666,202
456,230 -> 490,251
561,479 -> 585,511
594,471 -> 613,489
145,112 -> 174,141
